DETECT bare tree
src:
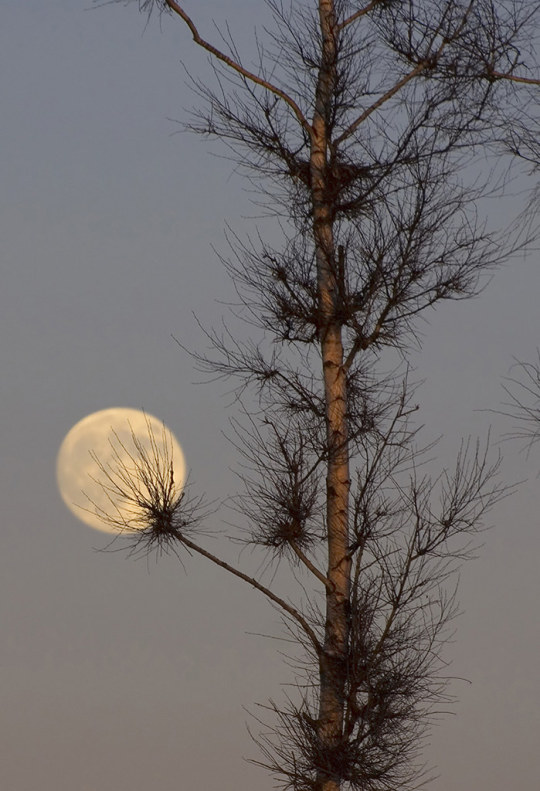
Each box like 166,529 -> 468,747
91,2 -> 539,790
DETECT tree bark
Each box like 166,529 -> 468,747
311,3 -> 351,789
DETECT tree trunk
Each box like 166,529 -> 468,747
312,3 -> 351,790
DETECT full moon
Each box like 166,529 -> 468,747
56,408 -> 186,533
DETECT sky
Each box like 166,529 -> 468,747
1,2 -> 539,790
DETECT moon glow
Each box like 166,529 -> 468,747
56,408 -> 186,533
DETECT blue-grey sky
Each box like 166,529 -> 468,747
1,2 -> 539,789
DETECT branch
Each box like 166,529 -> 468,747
163,0 -> 313,138
289,540 -> 334,592
487,69 -> 540,85
335,0 -> 475,146
337,1 -> 381,32
334,61 -> 428,146
179,534 -> 322,654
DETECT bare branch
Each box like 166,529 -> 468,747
289,539 -> 335,592
179,535 -> 322,655
337,1 -> 383,32
488,69 -> 540,85
335,0 -> 476,146
163,0 -> 313,137
86,411 -> 323,654
498,352 -> 540,454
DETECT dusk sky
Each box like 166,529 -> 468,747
1,2 -> 539,789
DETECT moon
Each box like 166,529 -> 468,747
56,408 -> 186,533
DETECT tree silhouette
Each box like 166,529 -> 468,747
91,2 -> 539,789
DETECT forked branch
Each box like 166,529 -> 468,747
335,0 -> 475,145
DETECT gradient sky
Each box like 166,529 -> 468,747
1,2 -> 539,789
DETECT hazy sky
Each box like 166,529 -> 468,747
1,2 -> 539,789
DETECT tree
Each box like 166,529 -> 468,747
92,2 -> 539,790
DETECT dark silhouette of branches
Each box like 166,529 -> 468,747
82,416 -> 204,555
89,2 -> 539,790
499,352 -> 540,455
